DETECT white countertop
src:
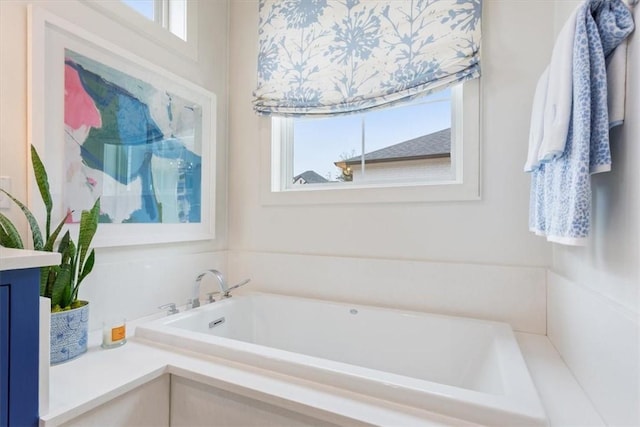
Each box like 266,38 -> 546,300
44,334 -> 457,426
0,247 -> 61,271
42,320 -> 604,426
516,333 -> 604,426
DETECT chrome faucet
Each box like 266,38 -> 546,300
194,269 -> 251,301
191,269 -> 226,308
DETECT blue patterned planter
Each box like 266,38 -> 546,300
50,302 -> 89,365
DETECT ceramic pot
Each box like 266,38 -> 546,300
50,301 -> 89,365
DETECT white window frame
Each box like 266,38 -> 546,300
82,0 -> 197,61
260,79 -> 481,205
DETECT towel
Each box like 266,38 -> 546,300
541,11 -> 577,164
525,67 -> 549,172
607,38 -> 629,128
528,0 -> 634,245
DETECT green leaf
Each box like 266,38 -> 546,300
0,213 -> 24,249
61,281 -> 73,308
39,266 -> 51,296
44,265 -> 57,299
31,145 -> 52,239
0,224 -> 17,248
57,231 -> 71,261
50,264 -> 72,308
74,249 -> 95,300
42,265 -> 56,299
78,248 -> 95,285
66,237 -> 78,303
77,199 -> 100,270
0,189 -> 43,250
44,213 -> 69,252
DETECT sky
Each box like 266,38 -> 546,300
121,0 -> 155,21
293,89 -> 452,180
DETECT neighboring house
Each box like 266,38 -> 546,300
334,128 -> 453,182
293,170 -> 330,185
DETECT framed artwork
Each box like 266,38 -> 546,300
28,6 -> 216,247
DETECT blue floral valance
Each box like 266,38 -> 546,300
254,0 -> 482,117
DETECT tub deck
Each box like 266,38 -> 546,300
136,293 -> 547,426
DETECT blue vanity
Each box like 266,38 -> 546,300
0,248 -> 60,427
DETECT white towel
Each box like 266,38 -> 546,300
525,68 -> 549,172
540,8 -> 578,163
607,39 -> 628,128
524,7 -> 578,172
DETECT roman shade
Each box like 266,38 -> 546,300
254,0 -> 482,117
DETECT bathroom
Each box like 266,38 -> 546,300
0,0 -> 638,426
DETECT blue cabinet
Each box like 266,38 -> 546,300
0,267 -> 40,427
0,285 -> 8,427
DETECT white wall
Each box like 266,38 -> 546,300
547,3 -> 640,426
349,158 -> 453,183
228,1 -> 554,329
228,252 -> 547,334
0,0 -> 229,327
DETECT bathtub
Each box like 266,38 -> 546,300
136,293 -> 547,426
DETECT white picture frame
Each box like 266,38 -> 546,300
28,6 -> 216,247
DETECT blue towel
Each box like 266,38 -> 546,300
529,0 -> 634,245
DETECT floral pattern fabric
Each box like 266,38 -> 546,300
254,0 -> 482,117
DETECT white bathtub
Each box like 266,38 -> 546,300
136,293 -> 547,426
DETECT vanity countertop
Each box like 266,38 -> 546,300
0,247 -> 61,271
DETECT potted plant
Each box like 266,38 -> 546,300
0,145 -> 100,364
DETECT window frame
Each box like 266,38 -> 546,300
260,79 -> 481,205
83,0 -> 197,61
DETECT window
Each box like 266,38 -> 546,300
265,80 -> 480,204
121,0 -> 154,21
84,0 -> 197,59
283,87 -> 455,189
120,0 -> 187,40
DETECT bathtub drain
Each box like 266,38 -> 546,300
209,317 -> 226,328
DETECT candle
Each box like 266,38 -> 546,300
101,318 -> 127,349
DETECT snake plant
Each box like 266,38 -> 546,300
0,145 -> 100,311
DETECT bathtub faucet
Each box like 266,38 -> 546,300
195,269 -> 251,300
191,269 -> 226,308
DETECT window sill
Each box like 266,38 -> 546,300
260,181 -> 480,206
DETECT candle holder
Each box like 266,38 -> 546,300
101,318 -> 127,349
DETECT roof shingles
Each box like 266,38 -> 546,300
340,127 -> 451,165
293,170 -> 329,184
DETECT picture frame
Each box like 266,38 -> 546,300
28,6 -> 216,247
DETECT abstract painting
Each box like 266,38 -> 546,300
30,7 -> 215,246
63,49 -> 202,225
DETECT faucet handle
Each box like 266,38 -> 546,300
206,291 -> 220,303
187,297 -> 201,310
159,303 -> 179,315
224,278 -> 251,297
